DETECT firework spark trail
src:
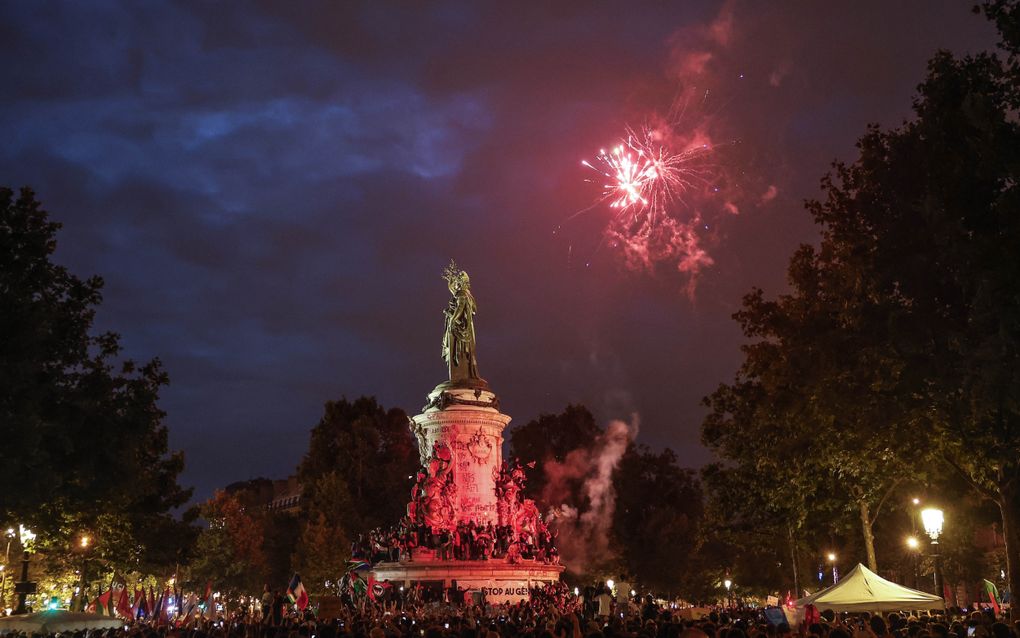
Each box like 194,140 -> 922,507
570,125 -> 715,233
557,113 -> 737,282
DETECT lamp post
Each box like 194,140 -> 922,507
77,535 -> 91,612
723,578 -> 732,608
0,528 -> 13,610
827,553 -> 839,584
921,508 -> 944,600
905,536 -> 920,590
14,525 -> 35,615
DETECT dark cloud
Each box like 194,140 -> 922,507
0,0 -> 999,498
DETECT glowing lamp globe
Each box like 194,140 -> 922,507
906,536 -> 919,549
921,507 -> 944,541
18,525 -> 35,550
723,579 -> 732,591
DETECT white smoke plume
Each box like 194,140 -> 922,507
544,416 -> 639,573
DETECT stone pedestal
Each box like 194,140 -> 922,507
372,558 -> 564,605
410,381 -> 509,527
371,380 -> 562,604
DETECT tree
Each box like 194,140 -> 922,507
702,250 -> 923,574
189,491 -> 268,595
708,1 -> 1020,610
800,31 -> 1020,605
509,404 -> 602,506
0,187 -> 192,566
298,397 -> 417,534
292,472 -> 353,595
611,445 -> 705,597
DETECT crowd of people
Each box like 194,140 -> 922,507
351,518 -> 559,565
3,591 -> 1017,638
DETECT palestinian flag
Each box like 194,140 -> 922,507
107,585 -> 117,617
287,573 -> 309,611
983,579 -> 1001,616
92,587 -> 113,616
352,573 -> 367,598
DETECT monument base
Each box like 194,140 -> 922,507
370,558 -> 564,605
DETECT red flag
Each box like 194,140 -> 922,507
943,582 -> 956,607
117,587 -> 132,619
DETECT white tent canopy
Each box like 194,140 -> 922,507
0,610 -> 124,634
796,564 -> 944,613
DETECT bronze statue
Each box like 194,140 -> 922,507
441,260 -> 481,383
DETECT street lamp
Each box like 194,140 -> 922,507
76,535 -> 91,612
0,528 -> 14,609
723,578 -> 732,608
920,508 -> 945,599
905,536 -> 920,589
14,526 -> 35,614
827,553 -> 839,584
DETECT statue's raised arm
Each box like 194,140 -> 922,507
441,260 -> 481,383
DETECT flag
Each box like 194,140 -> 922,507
287,573 -> 309,611
160,587 -> 171,624
107,585 -> 117,617
132,588 -> 144,619
352,573 -> 367,598
153,588 -> 164,622
345,560 -> 370,574
943,582 -> 956,607
117,587 -> 132,619
94,587 -> 112,616
86,586 -> 99,614
203,581 -> 215,618
983,579 -> 1001,616
149,587 -> 156,618
182,592 -> 198,619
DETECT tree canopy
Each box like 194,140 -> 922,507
0,187 -> 193,574
704,2 -> 1020,606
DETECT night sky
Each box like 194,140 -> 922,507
0,2 -> 998,500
